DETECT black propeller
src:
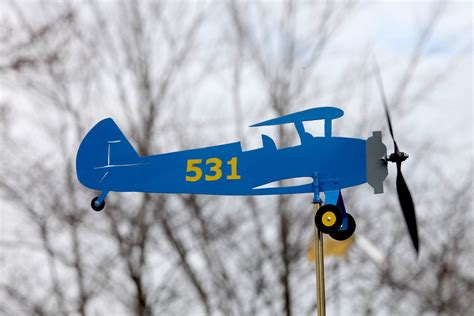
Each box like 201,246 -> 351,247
373,59 -> 419,254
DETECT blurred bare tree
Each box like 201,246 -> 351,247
0,1 -> 472,316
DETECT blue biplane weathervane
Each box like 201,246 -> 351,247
76,81 -> 419,253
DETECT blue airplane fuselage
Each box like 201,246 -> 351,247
76,118 -> 367,196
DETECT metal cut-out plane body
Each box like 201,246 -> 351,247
77,107 -> 389,240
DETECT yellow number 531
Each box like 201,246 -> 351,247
185,157 -> 241,182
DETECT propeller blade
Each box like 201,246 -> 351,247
373,57 -> 418,254
396,162 -> 419,253
373,59 -> 399,154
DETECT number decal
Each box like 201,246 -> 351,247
227,157 -> 241,180
185,157 -> 241,182
185,159 -> 203,182
205,158 -> 222,181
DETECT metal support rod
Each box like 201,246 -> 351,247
313,202 -> 326,316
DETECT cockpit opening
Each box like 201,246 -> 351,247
302,120 -> 325,139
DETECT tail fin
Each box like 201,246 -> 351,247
76,118 -> 140,189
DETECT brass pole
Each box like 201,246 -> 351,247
313,202 -> 326,316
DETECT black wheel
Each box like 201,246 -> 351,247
329,213 -> 356,241
91,197 -> 105,212
314,204 -> 343,234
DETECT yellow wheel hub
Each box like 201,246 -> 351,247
322,211 -> 337,227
